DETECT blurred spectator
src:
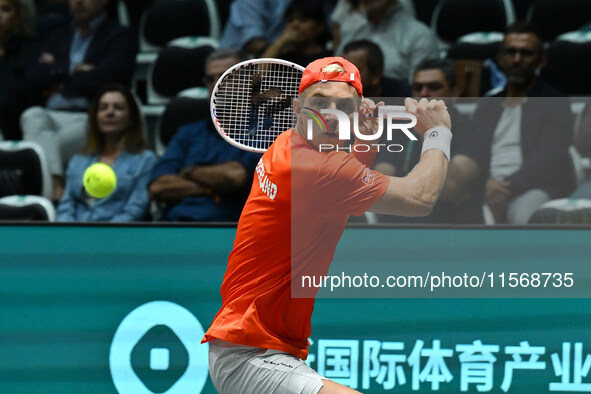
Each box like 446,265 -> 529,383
20,0 -> 138,201
34,0 -> 70,38
56,84 -> 156,222
220,0 -> 291,56
411,58 -> 460,100
261,0 -> 331,66
333,0 -> 438,81
149,49 -> 261,222
341,39 -> 410,98
373,57 -> 471,224
0,0 -> 38,140
570,100 -> 591,199
331,0 -> 415,49
441,22 -> 575,224
374,58 -> 461,177
220,0 -> 335,56
330,0 -> 361,51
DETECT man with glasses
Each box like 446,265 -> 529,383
149,49 -> 261,221
440,22 -> 575,224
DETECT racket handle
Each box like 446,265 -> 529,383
381,105 -> 406,112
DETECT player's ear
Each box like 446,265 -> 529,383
293,98 -> 302,116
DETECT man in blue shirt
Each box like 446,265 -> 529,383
149,49 -> 261,221
219,0 -> 335,56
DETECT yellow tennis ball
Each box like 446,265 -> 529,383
83,163 -> 117,198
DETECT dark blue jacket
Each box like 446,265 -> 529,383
25,16 -> 138,103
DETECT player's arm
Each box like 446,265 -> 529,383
370,150 -> 448,216
369,98 -> 451,217
374,162 -> 397,176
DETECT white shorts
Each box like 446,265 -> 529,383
209,339 -> 326,394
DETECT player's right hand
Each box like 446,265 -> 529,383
355,98 -> 385,140
404,97 -> 451,136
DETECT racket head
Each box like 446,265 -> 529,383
210,58 -> 305,153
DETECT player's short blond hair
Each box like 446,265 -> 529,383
321,63 -> 345,73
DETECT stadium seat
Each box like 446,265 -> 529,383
528,198 -> 591,225
139,0 -> 220,53
134,0 -> 220,103
146,37 -> 218,106
526,0 -> 591,41
155,89 -> 210,155
446,32 -> 505,96
431,0 -> 515,45
0,141 -> 51,200
482,204 -> 496,225
0,195 -> 56,221
412,0 -> 438,25
511,0 -> 536,20
347,212 -> 379,225
540,31 -> 591,95
216,0 -> 232,28
446,32 -> 504,61
116,0 -> 130,26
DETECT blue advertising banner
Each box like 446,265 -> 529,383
1,225 -> 590,393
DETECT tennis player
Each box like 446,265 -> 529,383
203,57 -> 452,394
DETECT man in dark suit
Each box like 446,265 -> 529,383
20,0 -> 138,201
441,22 -> 575,224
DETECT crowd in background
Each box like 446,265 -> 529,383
1,0 -> 590,224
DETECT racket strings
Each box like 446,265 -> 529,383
214,63 -> 303,152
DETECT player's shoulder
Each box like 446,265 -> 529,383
298,150 -> 362,185
320,150 -> 363,175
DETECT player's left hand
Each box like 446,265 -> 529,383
405,97 -> 451,135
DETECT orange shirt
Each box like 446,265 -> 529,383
202,130 -> 389,360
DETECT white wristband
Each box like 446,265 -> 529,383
421,127 -> 452,161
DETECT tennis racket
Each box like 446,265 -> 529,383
210,58 -> 305,153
